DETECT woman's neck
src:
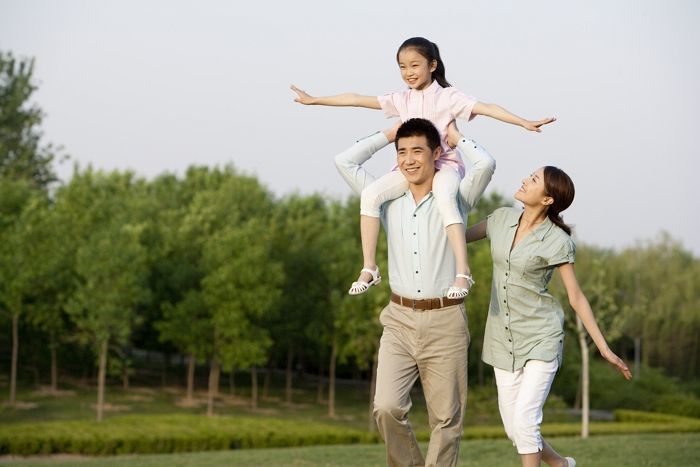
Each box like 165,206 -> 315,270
520,206 -> 548,229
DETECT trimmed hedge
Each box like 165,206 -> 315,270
1,410 -> 698,456
0,414 -> 380,456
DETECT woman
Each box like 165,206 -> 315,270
466,165 -> 632,467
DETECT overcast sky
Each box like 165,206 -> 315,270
1,0 -> 698,255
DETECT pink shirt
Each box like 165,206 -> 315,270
377,80 -> 477,178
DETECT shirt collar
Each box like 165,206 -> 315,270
410,79 -> 442,96
509,208 -> 554,241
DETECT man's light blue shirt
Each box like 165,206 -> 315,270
334,132 -> 495,299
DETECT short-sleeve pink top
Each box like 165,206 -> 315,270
377,80 -> 477,178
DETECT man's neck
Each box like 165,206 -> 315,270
409,183 -> 433,204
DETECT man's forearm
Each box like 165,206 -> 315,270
334,131 -> 389,195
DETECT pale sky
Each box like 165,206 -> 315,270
1,0 -> 698,255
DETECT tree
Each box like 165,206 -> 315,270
0,178 -> 47,404
60,170 -> 150,421
0,52 -> 57,188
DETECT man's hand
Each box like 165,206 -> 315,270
383,121 -> 402,143
445,120 -> 463,148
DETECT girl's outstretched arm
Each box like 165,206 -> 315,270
558,262 -> 633,380
472,102 -> 556,132
291,85 -> 381,109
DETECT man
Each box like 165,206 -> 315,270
334,118 -> 496,466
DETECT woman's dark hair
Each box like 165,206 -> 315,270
397,37 -> 451,88
395,118 -> 441,152
543,166 -> 575,236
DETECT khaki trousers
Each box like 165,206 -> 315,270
373,301 -> 470,467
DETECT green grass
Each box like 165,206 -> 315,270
1,433 -> 698,466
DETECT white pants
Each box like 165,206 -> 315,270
493,359 -> 558,454
360,167 -> 463,227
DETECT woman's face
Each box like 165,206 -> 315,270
514,167 -> 550,206
397,48 -> 436,91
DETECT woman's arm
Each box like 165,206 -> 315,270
291,85 -> 381,109
558,263 -> 632,380
472,102 -> 556,132
466,220 -> 487,244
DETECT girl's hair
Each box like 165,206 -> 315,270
543,166 -> 575,236
397,37 -> 451,88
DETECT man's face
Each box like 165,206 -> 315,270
396,135 -> 440,186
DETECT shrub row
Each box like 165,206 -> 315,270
0,414 -> 380,456
2,411 -> 698,456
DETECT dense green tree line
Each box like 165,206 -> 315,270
1,51 -> 698,422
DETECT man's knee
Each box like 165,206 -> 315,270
373,397 -> 407,424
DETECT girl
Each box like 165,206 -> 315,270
292,37 -> 555,297
465,166 -> 632,467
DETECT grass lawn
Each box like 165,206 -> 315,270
1,433 -> 698,466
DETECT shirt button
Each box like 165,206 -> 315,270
505,326 -> 509,330
413,232 -> 416,235
509,351 -> 513,354
508,338 -> 512,342
503,286 -> 506,289
413,214 -> 417,217
506,259 -> 509,263
417,289 -> 421,293
503,299 -> 506,303
505,272 -> 509,276
506,313 -> 509,317
415,271 -> 419,274
414,251 -> 417,254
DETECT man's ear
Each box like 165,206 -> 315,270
433,147 -> 442,161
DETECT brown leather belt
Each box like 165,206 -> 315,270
390,293 -> 464,311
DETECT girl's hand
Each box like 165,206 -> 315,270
601,347 -> 633,380
445,120 -> 462,148
290,85 -> 316,105
522,117 -> 557,132
382,121 -> 402,143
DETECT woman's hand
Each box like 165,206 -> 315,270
601,347 -> 633,380
290,85 -> 316,105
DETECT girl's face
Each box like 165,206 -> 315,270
514,167 -> 553,207
397,48 -> 436,90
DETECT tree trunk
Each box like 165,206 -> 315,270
96,339 -> 108,422
9,313 -> 19,406
122,358 -> 130,391
262,362 -> 272,400
250,366 -> 258,410
328,338 -> 338,418
285,346 -> 294,405
634,336 -> 642,378
317,364 -> 325,404
50,332 -> 58,394
576,316 -> 589,438
368,349 -> 379,432
207,357 -> 220,417
186,354 -> 195,401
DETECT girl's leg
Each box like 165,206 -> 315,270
354,171 -> 408,287
432,168 -> 472,294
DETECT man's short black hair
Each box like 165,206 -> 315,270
395,118 -> 441,152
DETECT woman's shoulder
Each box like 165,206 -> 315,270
488,206 -> 521,227
546,223 -> 577,252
